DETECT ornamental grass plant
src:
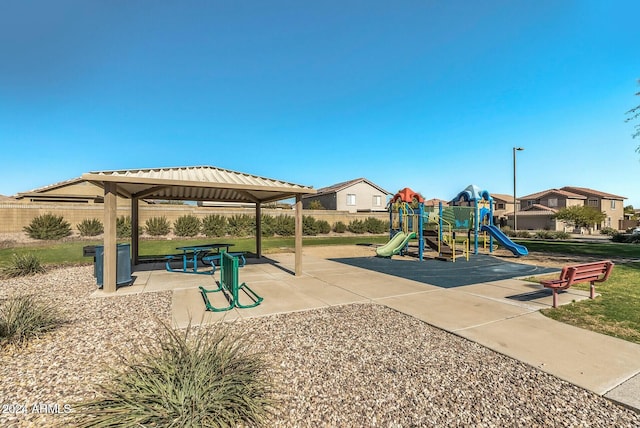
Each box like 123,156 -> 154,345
75,322 -> 276,427
0,294 -> 64,347
0,253 -> 46,279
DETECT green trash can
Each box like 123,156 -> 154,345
94,244 -> 133,288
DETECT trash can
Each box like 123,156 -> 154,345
94,244 -> 133,288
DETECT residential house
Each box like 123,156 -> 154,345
302,178 -> 391,213
513,186 -> 626,232
560,186 -> 626,230
490,193 -> 515,227
14,178 -> 135,205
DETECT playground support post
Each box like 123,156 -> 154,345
513,147 -> 524,231
418,202 -> 424,261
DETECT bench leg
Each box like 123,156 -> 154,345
199,285 -> 234,312
165,257 -> 177,272
552,289 -> 558,308
590,282 -> 596,300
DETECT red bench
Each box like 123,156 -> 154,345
540,260 -> 614,308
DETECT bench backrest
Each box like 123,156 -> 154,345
220,251 -> 239,290
562,260 -> 614,285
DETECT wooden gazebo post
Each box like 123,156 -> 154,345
295,195 -> 302,276
103,182 -> 118,293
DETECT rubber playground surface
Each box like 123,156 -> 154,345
330,253 -> 559,288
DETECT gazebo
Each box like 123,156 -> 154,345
82,166 -> 316,293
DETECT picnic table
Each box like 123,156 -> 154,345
165,243 -> 234,274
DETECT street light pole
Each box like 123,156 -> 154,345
513,147 -> 524,231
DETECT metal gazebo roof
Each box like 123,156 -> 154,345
82,165 -> 315,202
84,165 -> 315,293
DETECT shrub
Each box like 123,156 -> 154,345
501,226 -> 516,237
0,253 -> 46,279
348,219 -> 367,234
202,214 -> 227,237
77,218 -> 104,237
260,215 -> 276,237
117,216 -> 132,238
611,232 -> 627,243
145,216 -> 171,236
316,219 -> 331,234
23,213 -> 72,240
534,230 -> 570,240
174,215 -> 202,237
333,221 -> 347,233
600,227 -> 618,236
227,214 -> 254,237
75,322 -> 275,427
614,233 -> 640,244
307,200 -> 325,210
515,230 -> 531,238
534,230 -> 554,239
302,216 -> 318,236
0,294 -> 64,347
363,217 -> 387,234
273,215 -> 295,236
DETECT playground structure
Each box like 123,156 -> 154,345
377,185 -> 528,261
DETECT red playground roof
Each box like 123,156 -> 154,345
391,187 -> 424,203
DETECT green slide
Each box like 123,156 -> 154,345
376,231 -> 416,257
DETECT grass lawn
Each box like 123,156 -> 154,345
0,235 -> 389,266
516,239 -> 640,259
535,263 -> 640,345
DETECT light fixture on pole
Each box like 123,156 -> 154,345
513,147 -> 524,231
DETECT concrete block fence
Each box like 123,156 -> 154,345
0,202 -> 388,234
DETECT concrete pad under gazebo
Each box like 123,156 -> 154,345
82,166 -> 316,293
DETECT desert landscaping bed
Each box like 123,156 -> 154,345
1,261 -> 639,427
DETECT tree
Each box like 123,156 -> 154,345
626,79 -> 640,146
553,206 -> 606,233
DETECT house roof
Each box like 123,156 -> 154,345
520,188 -> 587,200
82,165 -> 315,203
304,178 -> 390,198
15,177 -> 106,202
522,204 -> 558,213
560,186 -> 626,200
424,198 -> 449,207
505,204 -> 559,217
490,193 -> 515,203
17,177 -> 86,195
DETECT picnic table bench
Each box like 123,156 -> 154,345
165,243 -> 236,274
199,251 -> 262,312
202,252 -> 246,275
540,260 -> 614,308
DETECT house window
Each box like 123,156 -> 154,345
527,200 -> 533,207
373,195 -> 382,207
346,194 -> 356,206
548,198 -> 558,207
588,199 -> 599,207
611,200 -> 616,209
496,203 -> 505,210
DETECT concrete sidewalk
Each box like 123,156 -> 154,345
123,250 -> 640,412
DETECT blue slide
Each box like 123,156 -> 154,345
480,225 -> 528,256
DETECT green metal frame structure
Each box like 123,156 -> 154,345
199,251 -> 263,312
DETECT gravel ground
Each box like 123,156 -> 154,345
0,258 -> 639,426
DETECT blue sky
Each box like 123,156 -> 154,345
2,1 -> 640,206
